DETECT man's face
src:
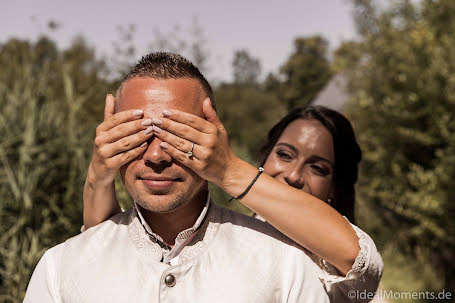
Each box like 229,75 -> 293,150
117,77 -> 207,213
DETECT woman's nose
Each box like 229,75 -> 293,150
283,166 -> 304,189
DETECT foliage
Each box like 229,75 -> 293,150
277,36 -> 332,110
232,49 -> 261,85
342,0 -> 455,296
215,84 -> 287,158
0,37 -> 112,301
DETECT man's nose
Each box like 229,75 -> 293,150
283,165 -> 304,190
142,136 -> 172,166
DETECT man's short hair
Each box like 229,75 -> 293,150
118,52 -> 216,110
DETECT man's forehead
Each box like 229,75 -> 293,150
116,77 -> 205,117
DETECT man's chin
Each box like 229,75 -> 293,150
135,193 -> 188,214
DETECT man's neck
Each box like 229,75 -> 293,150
139,189 -> 208,247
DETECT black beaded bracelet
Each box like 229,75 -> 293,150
229,167 -> 264,202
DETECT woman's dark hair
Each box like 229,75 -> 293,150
260,105 -> 362,223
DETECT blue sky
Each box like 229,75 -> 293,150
1,0 -> 357,82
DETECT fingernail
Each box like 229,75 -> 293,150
140,142 -> 147,148
133,110 -> 143,117
160,142 -> 168,150
162,109 -> 172,117
151,118 -> 162,125
141,119 -> 152,126
144,126 -> 153,135
152,125 -> 162,134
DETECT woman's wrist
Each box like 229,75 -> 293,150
86,163 -> 116,188
219,157 -> 261,198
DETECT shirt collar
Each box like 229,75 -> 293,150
134,191 -> 211,246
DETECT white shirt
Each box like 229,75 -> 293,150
24,202 -> 330,303
25,196 -> 382,302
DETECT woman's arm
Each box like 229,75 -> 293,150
154,98 -> 360,275
83,168 -> 121,229
224,158 -> 360,275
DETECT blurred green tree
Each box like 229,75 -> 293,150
341,0 -> 455,295
232,49 -> 261,85
278,36 -> 332,110
216,84 -> 286,158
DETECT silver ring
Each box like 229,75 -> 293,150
186,142 -> 194,158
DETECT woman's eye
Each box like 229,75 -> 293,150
276,151 -> 293,161
310,165 -> 329,176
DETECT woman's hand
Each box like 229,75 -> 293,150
151,98 -> 240,188
87,94 -> 155,186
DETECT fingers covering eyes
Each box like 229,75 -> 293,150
103,120 -> 150,144
162,109 -> 216,134
97,109 -> 143,133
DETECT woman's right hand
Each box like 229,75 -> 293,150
83,94 -> 154,228
87,94 -> 154,186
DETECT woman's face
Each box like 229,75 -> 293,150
263,119 -> 335,202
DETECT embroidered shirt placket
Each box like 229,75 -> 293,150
134,194 -> 210,265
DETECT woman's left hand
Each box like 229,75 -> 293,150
152,98 -> 239,187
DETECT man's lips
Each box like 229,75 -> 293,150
138,176 -> 181,190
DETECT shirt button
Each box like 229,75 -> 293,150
164,274 -> 176,287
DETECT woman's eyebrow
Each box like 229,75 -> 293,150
275,142 -> 298,153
